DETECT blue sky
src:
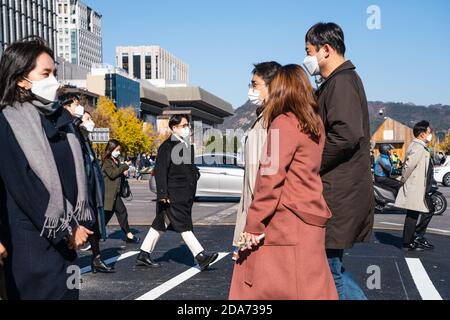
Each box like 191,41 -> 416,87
84,0 -> 450,108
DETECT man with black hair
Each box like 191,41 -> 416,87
232,61 -> 281,260
396,121 -> 435,251
304,22 -> 374,300
137,114 -> 219,271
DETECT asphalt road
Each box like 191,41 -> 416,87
78,180 -> 450,300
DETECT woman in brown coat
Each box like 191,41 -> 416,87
229,65 -> 338,300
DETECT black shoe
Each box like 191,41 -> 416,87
91,256 -> 115,274
136,251 -> 161,268
414,236 -> 434,250
195,251 -> 219,271
125,235 -> 140,244
403,242 -> 425,252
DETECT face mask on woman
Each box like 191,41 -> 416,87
81,120 -> 95,133
24,75 -> 60,102
75,105 -> 85,118
248,88 -> 263,106
112,150 -> 121,159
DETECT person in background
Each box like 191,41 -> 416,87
304,22 -> 374,300
232,61 -> 281,261
229,65 -> 338,300
374,144 -> 403,196
392,152 -> 400,167
0,38 -> 93,300
438,152 -> 447,166
370,150 -> 375,170
397,121 -> 435,251
137,115 -> 219,271
102,139 -> 140,244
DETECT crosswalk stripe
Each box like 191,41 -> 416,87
136,252 -> 230,300
405,258 -> 443,300
80,251 -> 140,274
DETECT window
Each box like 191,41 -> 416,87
122,54 -> 129,73
133,54 -> 141,79
145,55 -> 152,79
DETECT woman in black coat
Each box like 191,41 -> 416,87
136,115 -> 218,271
102,140 -> 140,243
0,38 -> 93,300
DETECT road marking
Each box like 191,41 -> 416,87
379,222 -> 450,234
81,251 -> 140,274
405,258 -> 443,300
136,252 -> 230,300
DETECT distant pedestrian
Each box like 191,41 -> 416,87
397,121 -> 435,251
102,139 -> 140,244
137,114 -> 219,271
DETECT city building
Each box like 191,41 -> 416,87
56,0 -> 102,70
87,64 -> 141,113
0,0 -> 58,55
115,46 -> 189,84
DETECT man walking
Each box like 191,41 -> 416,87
396,121 -> 435,251
304,22 -> 374,300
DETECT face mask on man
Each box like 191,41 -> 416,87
179,127 -> 191,139
303,48 -> 326,77
248,88 -> 263,106
426,134 -> 433,143
75,105 -> 85,118
81,120 -> 95,133
24,75 -> 60,102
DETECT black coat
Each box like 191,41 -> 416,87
316,61 -> 374,250
152,136 -> 200,233
0,106 -> 79,300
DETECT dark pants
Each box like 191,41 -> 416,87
105,197 -> 131,236
375,176 -> 403,197
0,264 -> 7,300
403,210 -> 434,245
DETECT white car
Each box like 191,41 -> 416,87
434,161 -> 450,187
149,153 -> 244,199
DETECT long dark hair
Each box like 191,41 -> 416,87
263,64 -> 322,141
0,37 -> 55,109
103,139 -> 121,162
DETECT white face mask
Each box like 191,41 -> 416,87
81,120 -> 95,133
303,49 -> 325,77
248,88 -> 263,106
75,105 -> 85,118
426,134 -> 433,143
180,127 -> 191,139
112,150 -> 121,159
25,75 -> 60,102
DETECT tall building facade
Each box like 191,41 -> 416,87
115,46 -> 189,84
0,0 -> 58,55
56,0 -> 102,70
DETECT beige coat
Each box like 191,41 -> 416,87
232,114 -> 267,246
395,139 -> 431,213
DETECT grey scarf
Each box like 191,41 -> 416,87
2,100 -> 93,238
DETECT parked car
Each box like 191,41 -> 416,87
434,163 -> 450,187
149,153 -> 244,199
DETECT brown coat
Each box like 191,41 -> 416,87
316,61 -> 374,250
229,113 -> 338,300
102,158 -> 129,212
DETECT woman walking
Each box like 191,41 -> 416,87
229,65 -> 338,300
0,38 -> 93,300
102,139 -> 140,243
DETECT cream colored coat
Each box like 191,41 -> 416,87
395,139 -> 431,213
232,115 -> 267,246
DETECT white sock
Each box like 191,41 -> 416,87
140,228 -> 163,253
181,231 -> 204,257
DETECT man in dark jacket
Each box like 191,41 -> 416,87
304,22 -> 374,300
136,115 -> 219,271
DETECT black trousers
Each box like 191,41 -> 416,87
403,210 -> 434,245
105,196 -> 131,236
375,176 -> 403,197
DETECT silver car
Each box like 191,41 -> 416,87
149,153 -> 244,199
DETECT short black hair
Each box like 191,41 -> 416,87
413,120 -> 431,138
252,61 -> 282,86
59,92 -> 80,107
0,37 -> 55,109
305,22 -> 346,56
169,114 -> 190,130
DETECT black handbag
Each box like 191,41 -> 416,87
119,176 -> 133,200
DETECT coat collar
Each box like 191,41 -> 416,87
412,138 -> 428,148
41,108 -> 73,139
317,60 -> 356,93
